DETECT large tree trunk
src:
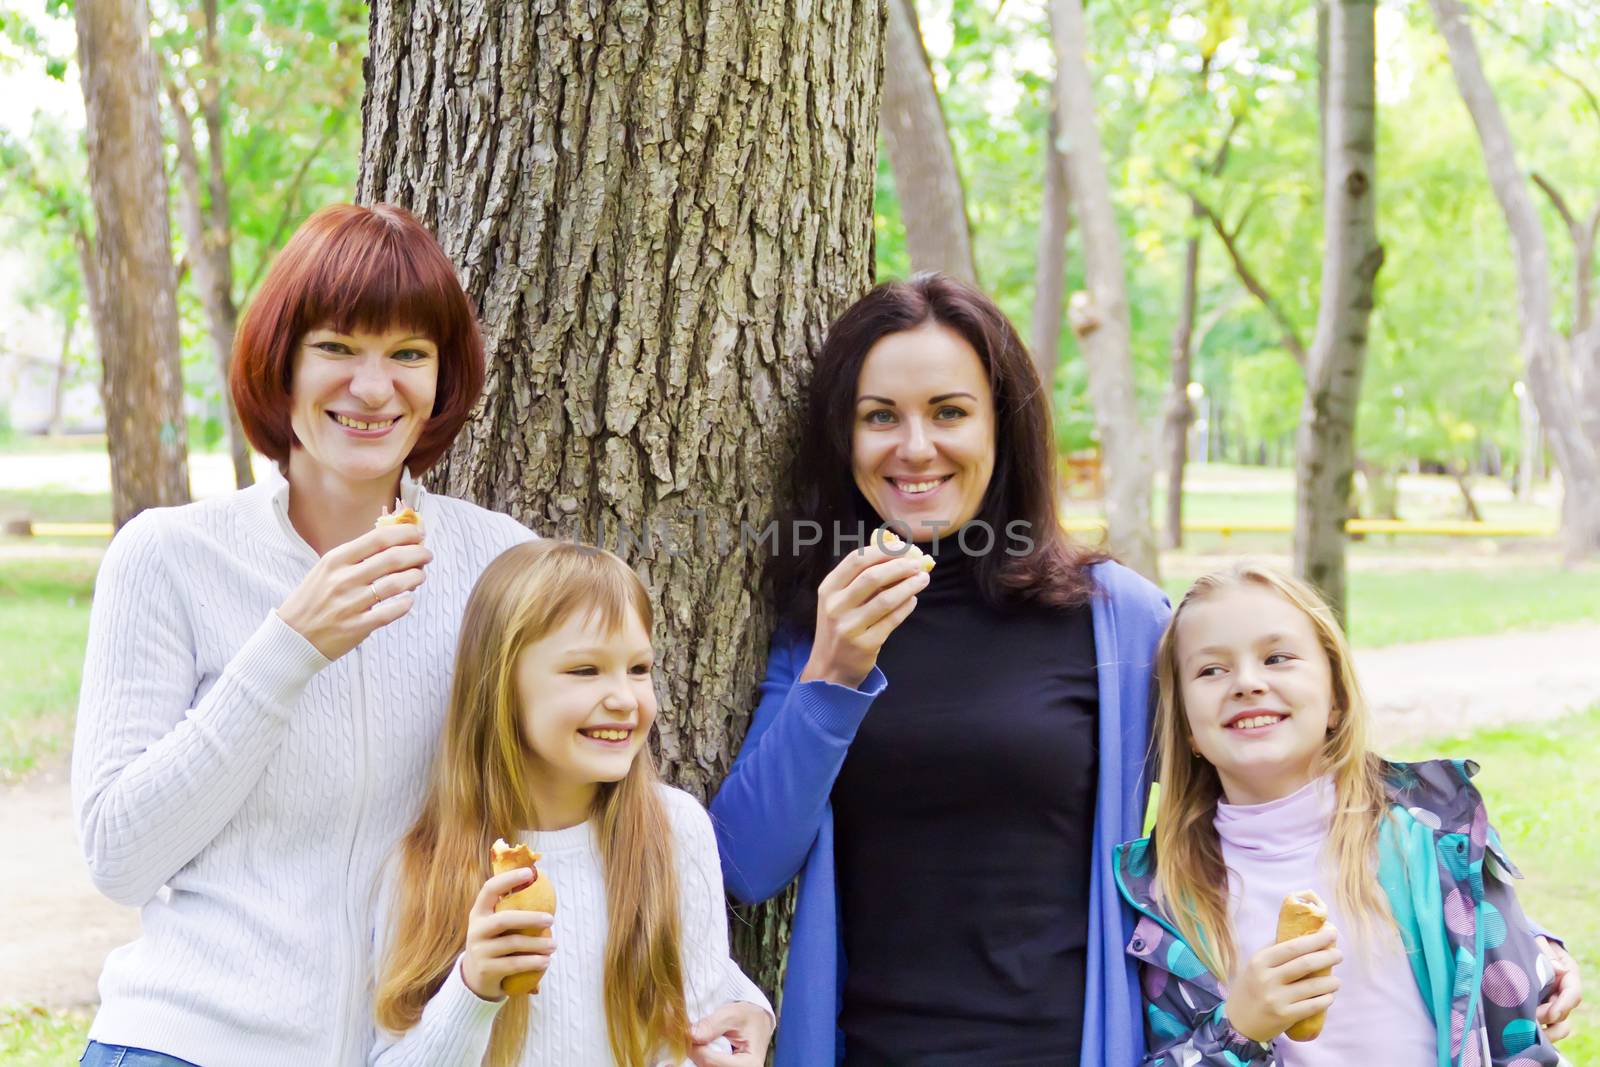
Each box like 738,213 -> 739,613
881,0 -> 976,282
1294,0 -> 1382,625
1429,0 -> 1600,559
76,0 -> 191,528
166,21 -> 254,489
358,0 -> 883,1001
1030,103 -> 1071,398
1051,0 -> 1158,579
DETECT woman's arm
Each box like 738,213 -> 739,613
71,513 -> 330,905
708,629 -> 885,903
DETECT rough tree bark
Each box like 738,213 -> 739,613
1050,0 -> 1159,579
1294,0 -> 1382,625
1429,0 -> 1600,559
881,0 -> 976,282
76,0 -> 191,528
358,0 -> 883,999
1030,103 -> 1072,399
165,0 -> 253,489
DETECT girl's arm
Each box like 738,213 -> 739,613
708,628 -> 885,903
369,957 -> 504,1067
71,512 -> 330,906
671,790 -> 773,1065
1478,848 -> 1563,1064
368,864 -> 506,1067
1141,975 -> 1279,1067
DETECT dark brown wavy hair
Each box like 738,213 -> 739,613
771,273 -> 1106,625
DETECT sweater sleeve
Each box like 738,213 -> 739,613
707,628 -> 886,904
368,858 -> 504,1067
671,792 -> 773,1031
369,955 -> 504,1066
71,511 -> 330,906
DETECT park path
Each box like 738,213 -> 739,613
2,622 -> 1598,1011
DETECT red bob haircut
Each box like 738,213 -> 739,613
230,202 -> 485,474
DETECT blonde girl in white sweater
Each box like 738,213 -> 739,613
371,540 -> 769,1066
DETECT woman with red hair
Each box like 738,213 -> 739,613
71,203 -> 772,1067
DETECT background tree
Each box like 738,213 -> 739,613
1294,0 -> 1382,623
1051,0 -> 1159,579
74,0 -> 190,527
882,0 -> 977,282
357,0 -> 884,996
1426,0 -> 1600,559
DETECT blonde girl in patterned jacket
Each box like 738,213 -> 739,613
1113,563 -> 1578,1066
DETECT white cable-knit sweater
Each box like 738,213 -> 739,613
371,785 -> 763,1066
70,466 -> 728,1065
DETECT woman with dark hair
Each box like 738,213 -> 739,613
71,203 -> 772,1067
710,273 -> 1170,1066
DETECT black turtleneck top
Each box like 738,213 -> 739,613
830,534 -> 1100,1066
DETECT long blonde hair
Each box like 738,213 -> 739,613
1150,562 -> 1391,979
374,540 -> 690,1066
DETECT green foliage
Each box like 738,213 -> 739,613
871,0 -> 1598,478
0,555 -> 96,782
0,1004 -> 93,1065
2,0 -> 367,428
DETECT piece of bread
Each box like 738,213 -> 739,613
1275,890 -> 1330,1041
375,499 -> 422,528
876,527 -> 935,571
490,838 -> 557,995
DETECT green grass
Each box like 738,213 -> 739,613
1395,707 -> 1600,1066
0,487 -> 112,525
0,1005 -> 91,1064
1162,565 -> 1600,648
0,557 -> 97,782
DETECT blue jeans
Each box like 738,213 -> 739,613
79,1042 -> 203,1067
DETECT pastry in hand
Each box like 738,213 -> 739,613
1275,890 -> 1330,1041
375,499 -> 422,528
490,838 -> 557,995
876,527 -> 934,571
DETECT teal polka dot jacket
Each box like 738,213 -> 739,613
1112,759 -> 1566,1066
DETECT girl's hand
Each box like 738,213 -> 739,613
460,867 -> 556,1001
1223,925 -> 1343,1044
1535,936 -> 1582,1042
798,542 -> 931,690
277,522 -> 432,660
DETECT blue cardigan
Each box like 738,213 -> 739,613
709,560 -> 1171,1067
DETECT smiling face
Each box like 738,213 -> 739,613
514,604 -> 658,826
1175,583 -> 1337,805
851,322 -> 997,541
287,324 -> 439,486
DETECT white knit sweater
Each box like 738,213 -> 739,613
72,467 -> 541,1065
371,785 -> 768,1066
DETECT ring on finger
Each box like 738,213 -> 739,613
369,581 -> 381,608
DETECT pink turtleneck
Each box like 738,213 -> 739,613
1214,776 -> 1435,1065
